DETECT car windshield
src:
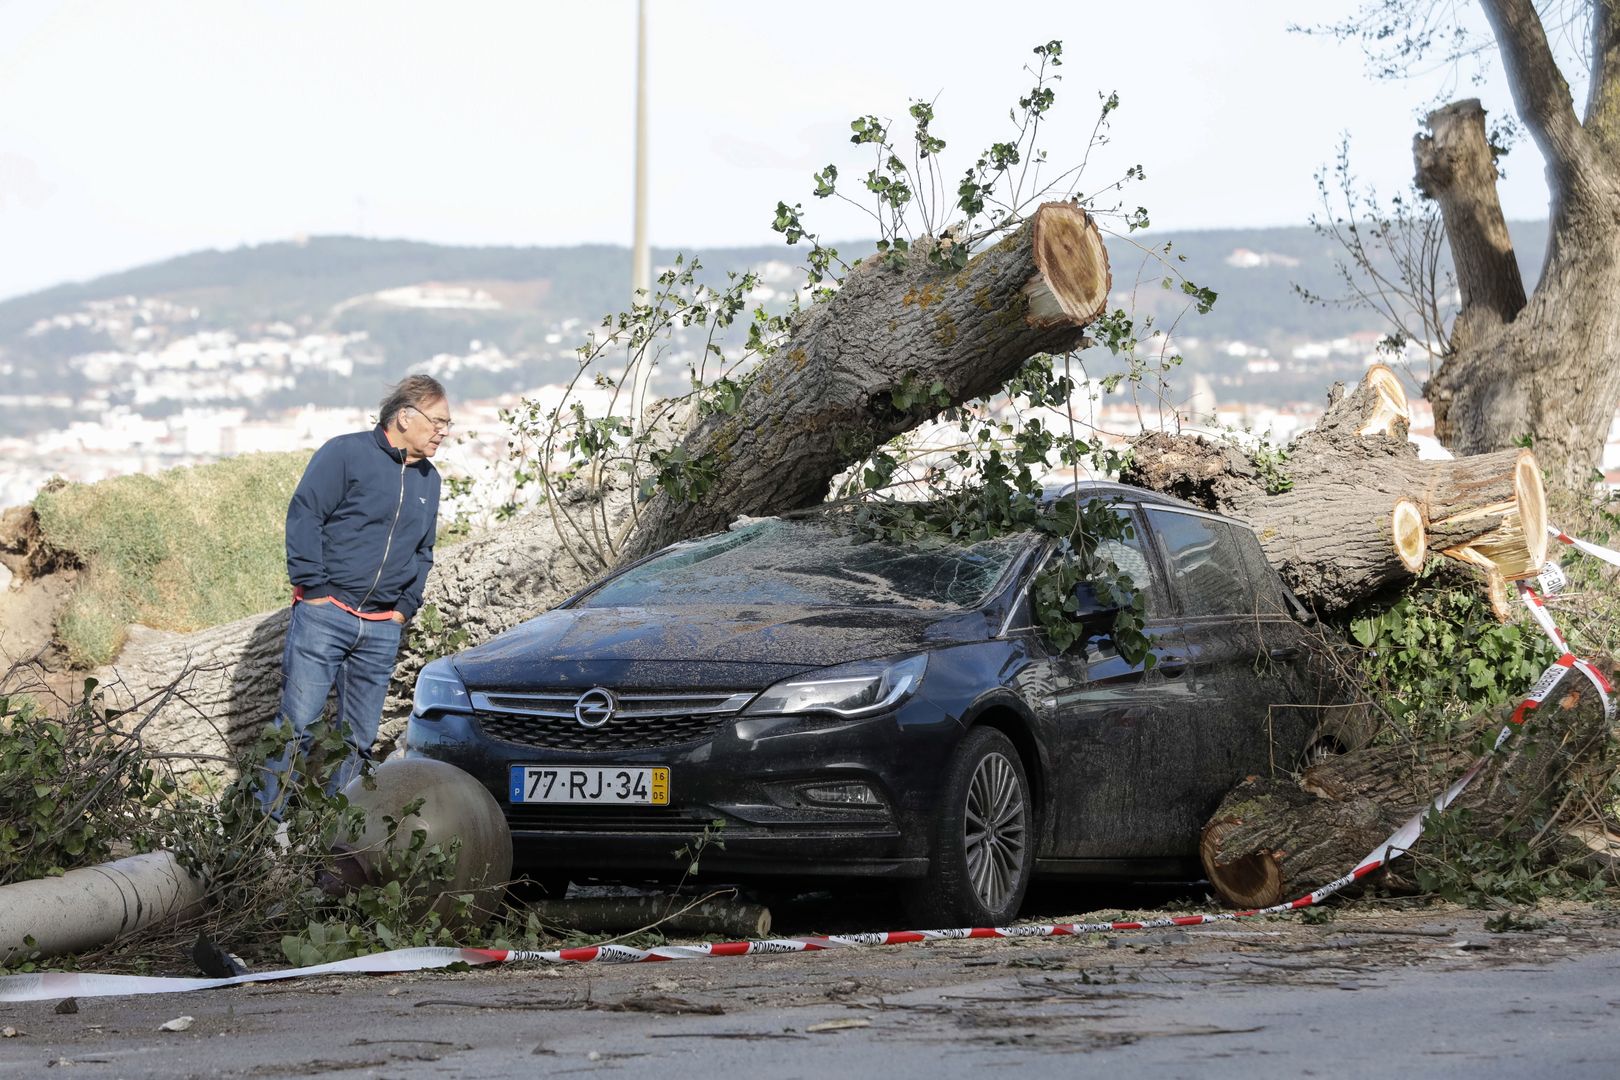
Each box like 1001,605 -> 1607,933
577,518 -> 1031,611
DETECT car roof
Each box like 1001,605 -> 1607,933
1046,479 -> 1253,531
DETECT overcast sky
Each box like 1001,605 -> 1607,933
0,0 -> 1554,301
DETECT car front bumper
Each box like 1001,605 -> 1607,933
404,704 -> 962,882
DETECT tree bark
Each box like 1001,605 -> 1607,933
1200,654 -> 1616,908
1122,366 -> 1549,613
1417,2 -> 1620,488
107,207 -> 1111,768
1412,98 -> 1527,355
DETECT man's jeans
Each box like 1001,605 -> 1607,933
254,599 -> 403,819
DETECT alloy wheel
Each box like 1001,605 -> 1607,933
962,750 -> 1028,912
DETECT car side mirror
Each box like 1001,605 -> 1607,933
1071,581 -> 1122,643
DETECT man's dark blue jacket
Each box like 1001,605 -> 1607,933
285,426 -> 440,620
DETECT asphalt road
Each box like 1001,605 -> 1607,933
3,903 -> 1619,1079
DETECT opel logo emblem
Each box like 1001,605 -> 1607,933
574,687 -> 617,729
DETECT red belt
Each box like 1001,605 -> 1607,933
292,585 -> 397,622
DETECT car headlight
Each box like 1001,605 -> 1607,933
744,655 -> 927,719
413,658 -> 470,716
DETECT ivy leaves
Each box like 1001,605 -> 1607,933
1349,572 -> 1558,736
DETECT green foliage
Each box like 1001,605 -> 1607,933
839,353 -> 1152,664
642,445 -> 720,505
1410,808 -> 1601,908
35,451 -> 311,665
1484,910 -> 1549,933
1251,438 -> 1293,495
1347,566 -> 1559,739
1298,903 -> 1336,925
0,679 -> 163,886
407,603 -> 470,664
154,721 -> 519,969
672,818 -> 727,877
498,253 -> 778,531
0,674 -> 546,973
1340,487 -> 1620,907
436,472 -> 476,546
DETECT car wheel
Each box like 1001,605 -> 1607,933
906,727 -> 1034,928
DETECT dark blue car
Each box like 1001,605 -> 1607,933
405,483 -> 1353,926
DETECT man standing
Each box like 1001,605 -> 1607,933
256,375 -> 449,818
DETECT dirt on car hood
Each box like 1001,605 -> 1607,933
450,603 -> 995,679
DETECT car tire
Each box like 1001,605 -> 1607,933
906,726 -> 1034,928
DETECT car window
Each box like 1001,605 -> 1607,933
1233,525 -> 1292,616
578,518 -> 1031,611
1143,509 -> 1253,617
1092,513 -> 1163,617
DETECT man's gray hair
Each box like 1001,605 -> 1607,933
378,374 -> 447,428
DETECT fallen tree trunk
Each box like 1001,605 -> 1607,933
1123,364 -> 1548,613
1199,655 -> 1616,908
621,202 -> 1109,559
110,205 -> 1111,766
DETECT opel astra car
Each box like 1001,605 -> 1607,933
405,482 -> 1351,926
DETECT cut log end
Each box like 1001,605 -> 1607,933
1429,448 -> 1550,582
1023,202 -> 1110,329
1356,364 -> 1412,437
1200,816 -> 1286,909
1392,499 -> 1428,572
1514,450 -> 1549,569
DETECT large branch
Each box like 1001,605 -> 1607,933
621,202 -> 1109,560
1480,0 -> 1590,188
1123,366 -> 1549,613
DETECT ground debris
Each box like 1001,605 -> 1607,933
607,994 -> 724,1016
805,1018 -> 871,1033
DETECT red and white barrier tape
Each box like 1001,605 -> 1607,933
1548,522 -> 1620,569
4,531 -> 1615,1004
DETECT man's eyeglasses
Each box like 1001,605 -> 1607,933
407,405 -> 454,432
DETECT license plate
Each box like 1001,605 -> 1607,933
509,766 -> 670,805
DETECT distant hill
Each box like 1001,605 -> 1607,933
0,237 -> 795,339
0,221 -> 1552,423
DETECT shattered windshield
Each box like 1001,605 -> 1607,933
578,519 -> 1032,610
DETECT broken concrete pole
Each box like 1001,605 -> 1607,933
0,852 -> 204,963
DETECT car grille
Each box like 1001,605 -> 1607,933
469,688 -> 755,751
504,805 -> 709,833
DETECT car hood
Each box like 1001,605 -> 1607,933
451,603 -> 993,689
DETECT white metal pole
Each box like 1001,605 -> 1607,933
630,0 -> 653,431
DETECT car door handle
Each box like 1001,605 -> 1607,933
1157,657 -> 1189,678
1269,646 -> 1301,661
